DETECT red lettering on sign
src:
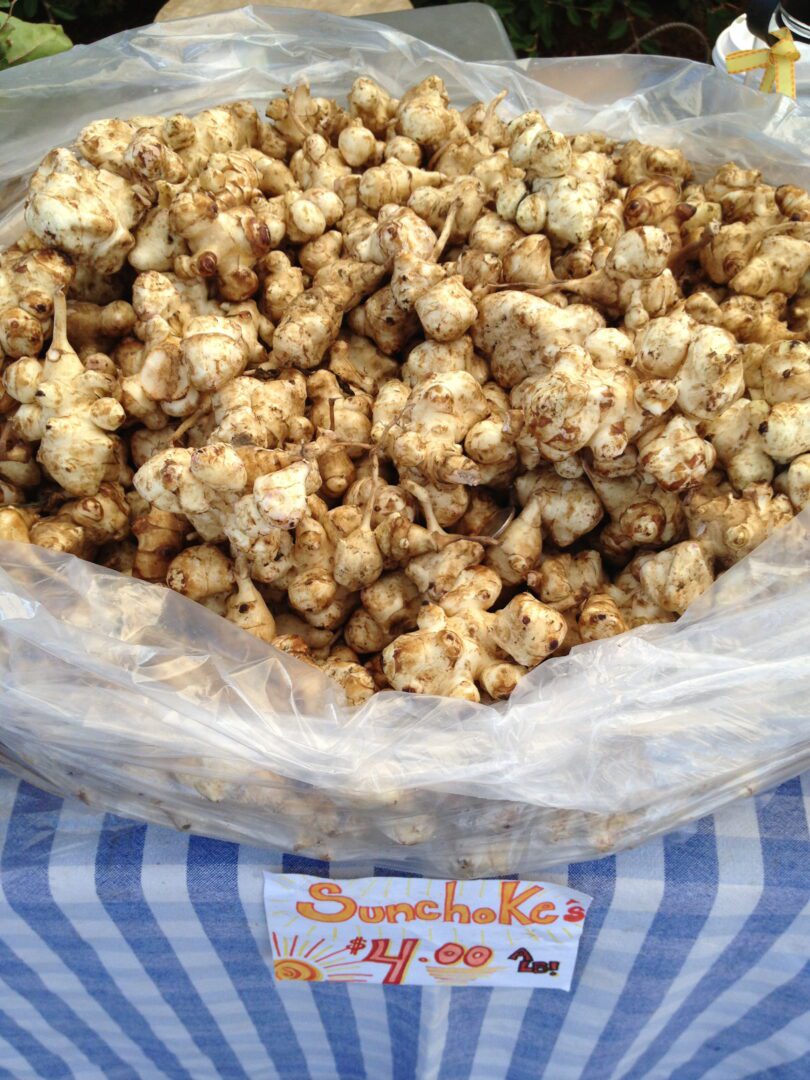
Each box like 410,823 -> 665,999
364,938 -> 420,984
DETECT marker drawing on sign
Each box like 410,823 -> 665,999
264,875 -> 592,990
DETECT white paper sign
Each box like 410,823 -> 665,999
263,874 -> 591,989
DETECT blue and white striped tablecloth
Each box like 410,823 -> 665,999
0,767 -> 807,1080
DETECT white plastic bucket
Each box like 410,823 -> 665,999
713,14 -> 810,102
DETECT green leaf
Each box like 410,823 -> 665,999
511,28 -> 539,54
48,4 -> 80,20
524,6 -> 544,32
0,14 -> 71,68
586,0 -> 610,29
534,5 -> 554,47
706,8 -> 737,41
607,18 -> 629,41
566,5 -> 582,27
626,0 -> 652,17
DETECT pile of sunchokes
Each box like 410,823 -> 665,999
3,77 -> 808,715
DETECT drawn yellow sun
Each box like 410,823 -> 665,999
274,958 -> 324,981
270,932 -> 373,983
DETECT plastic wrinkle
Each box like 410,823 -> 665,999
1,7 -> 810,874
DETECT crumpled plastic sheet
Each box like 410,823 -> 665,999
1,6 -> 809,876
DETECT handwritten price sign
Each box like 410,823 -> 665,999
263,875 -> 591,989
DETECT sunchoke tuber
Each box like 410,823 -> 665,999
6,291 -> 126,496
0,247 -> 74,358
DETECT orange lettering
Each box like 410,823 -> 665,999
386,902 -> 416,923
529,901 -> 557,925
358,906 -> 386,923
296,882 -> 357,923
443,882 -> 470,924
472,907 -> 496,924
415,900 -> 440,921
499,882 -> 542,926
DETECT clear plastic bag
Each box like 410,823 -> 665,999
1,6 -> 810,876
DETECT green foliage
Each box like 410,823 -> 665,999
486,0 -> 581,52
681,0 -> 739,43
0,0 -> 129,68
0,0 -> 125,20
0,11 -> 71,68
417,0 -> 741,58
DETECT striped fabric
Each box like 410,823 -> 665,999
0,768 -> 807,1080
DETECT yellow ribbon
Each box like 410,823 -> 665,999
726,27 -> 800,99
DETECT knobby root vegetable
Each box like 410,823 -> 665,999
382,591 -> 564,701
528,550 -> 607,612
26,149 -> 150,274
5,291 -> 126,496
635,541 -> 714,615
28,483 -> 130,559
0,247 -> 74,358
132,507 -> 187,581
685,482 -> 793,566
